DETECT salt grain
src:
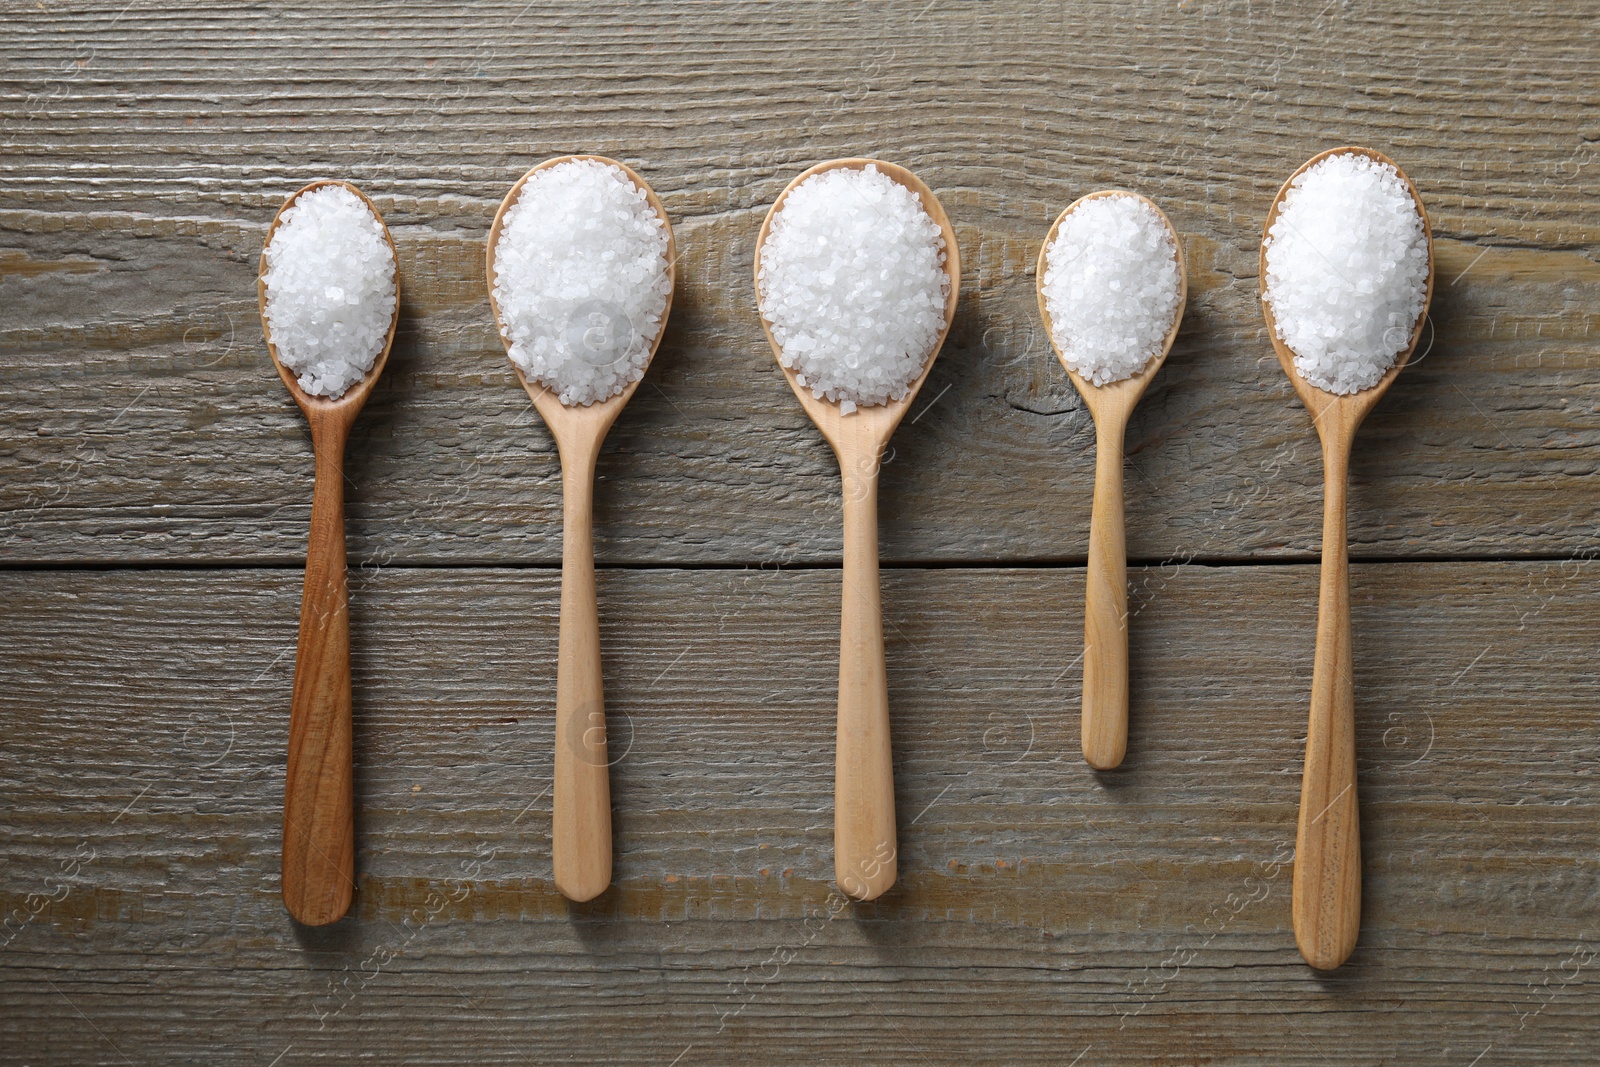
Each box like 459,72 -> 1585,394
757,164 -> 949,414
262,184 -> 397,399
1262,152 -> 1429,395
1041,194 -> 1183,386
492,159 -> 672,407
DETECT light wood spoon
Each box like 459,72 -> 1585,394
486,155 -> 676,903
755,159 -> 961,901
258,180 -> 400,926
1260,146 -> 1433,969
1035,191 -> 1187,771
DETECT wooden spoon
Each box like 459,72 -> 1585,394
258,180 -> 400,926
1259,146 -> 1434,969
754,159 -> 961,901
485,155 -> 676,902
1035,191 -> 1187,771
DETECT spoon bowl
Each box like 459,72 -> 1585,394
261,180 -> 400,418
755,158 -> 960,900
258,179 -> 400,926
1035,190 -> 1187,771
488,156 -> 678,458
1260,145 -> 1433,970
758,160 -> 959,465
486,154 -> 676,902
1262,147 -> 1434,434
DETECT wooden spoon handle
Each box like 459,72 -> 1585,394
282,424 -> 355,926
835,458 -> 897,900
1082,417 -> 1130,770
552,449 -> 612,902
1293,443 -> 1362,969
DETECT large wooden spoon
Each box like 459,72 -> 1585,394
486,155 -> 676,902
754,159 -> 961,900
1260,146 -> 1433,969
1035,190 -> 1187,771
258,180 -> 400,926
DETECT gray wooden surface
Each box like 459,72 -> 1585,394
2,1 -> 1598,1064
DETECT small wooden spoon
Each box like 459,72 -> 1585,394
258,180 -> 400,926
1035,191 -> 1187,771
755,158 -> 961,901
485,155 -> 676,903
1260,146 -> 1434,970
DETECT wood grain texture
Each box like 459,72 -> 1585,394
1,562 -> 1598,1064
2,1 -> 1598,1063
1,1 -> 1597,566
278,410 -> 358,926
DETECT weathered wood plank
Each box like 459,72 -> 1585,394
1,561 -> 1596,1063
1,0 -> 1597,565
3,2 -> 1598,1063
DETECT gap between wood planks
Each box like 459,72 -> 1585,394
0,551 -> 1590,573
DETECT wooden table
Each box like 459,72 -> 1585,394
3,2 -> 1597,1062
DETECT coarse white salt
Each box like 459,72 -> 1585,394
1041,194 -> 1183,386
757,164 -> 949,415
1263,152 -> 1429,395
262,184 -> 397,399
491,159 -> 672,407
